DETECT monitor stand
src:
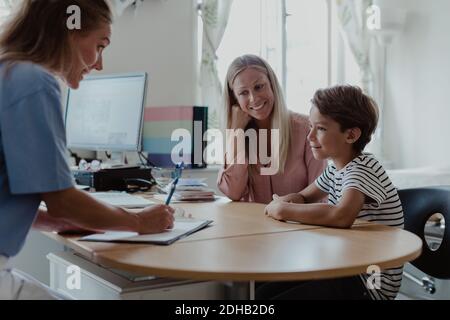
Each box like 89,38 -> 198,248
102,152 -> 128,169
98,152 -> 141,170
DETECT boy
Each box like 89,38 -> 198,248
264,85 -> 404,300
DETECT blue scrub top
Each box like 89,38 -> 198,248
0,62 -> 74,257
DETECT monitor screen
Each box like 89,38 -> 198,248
65,72 -> 147,152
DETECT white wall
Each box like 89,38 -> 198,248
384,0 -> 450,168
102,0 -> 200,107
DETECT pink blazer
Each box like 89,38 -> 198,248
217,112 -> 327,204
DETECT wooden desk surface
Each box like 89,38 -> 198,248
168,197 -> 371,242
44,198 -> 372,260
170,199 -> 323,241
43,199 -> 321,260
90,224 -> 422,281
44,199 -> 422,281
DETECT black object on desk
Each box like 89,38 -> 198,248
73,167 -> 156,191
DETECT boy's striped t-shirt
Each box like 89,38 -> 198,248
315,153 -> 404,300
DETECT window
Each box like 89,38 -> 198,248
215,0 -> 361,116
284,0 -> 329,115
329,0 -> 362,89
0,0 -> 11,23
217,0 -> 330,116
216,0 -> 283,89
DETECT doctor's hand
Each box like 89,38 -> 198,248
230,105 -> 252,130
135,204 -> 175,234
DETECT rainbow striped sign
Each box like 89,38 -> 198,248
142,106 -> 207,168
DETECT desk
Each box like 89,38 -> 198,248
44,198 -> 422,284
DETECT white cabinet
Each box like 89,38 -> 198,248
47,251 -> 226,300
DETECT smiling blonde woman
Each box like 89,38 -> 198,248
217,54 -> 326,204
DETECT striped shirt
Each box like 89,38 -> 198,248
315,153 -> 404,300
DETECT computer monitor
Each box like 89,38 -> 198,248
65,72 -> 147,152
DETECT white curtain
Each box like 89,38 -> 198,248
0,0 -> 12,7
336,0 -> 375,95
199,0 -> 233,130
336,0 -> 383,157
0,0 -> 12,23
0,0 -> 12,11
113,0 -> 143,16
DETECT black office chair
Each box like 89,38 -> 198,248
398,186 -> 450,294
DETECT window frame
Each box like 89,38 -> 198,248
282,0 -> 332,114
202,0 -> 357,115
281,0 -> 333,91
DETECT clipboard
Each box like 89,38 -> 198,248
79,218 -> 213,245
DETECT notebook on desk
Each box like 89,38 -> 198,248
79,218 -> 213,245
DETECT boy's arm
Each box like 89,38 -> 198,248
273,183 -> 328,204
266,188 -> 365,228
299,183 -> 328,203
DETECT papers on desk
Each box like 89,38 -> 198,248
79,218 -> 213,245
157,178 -> 216,202
90,192 -> 155,208
177,178 -> 208,187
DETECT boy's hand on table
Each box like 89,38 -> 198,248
272,193 -> 305,204
265,201 -> 286,221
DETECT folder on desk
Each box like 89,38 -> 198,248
79,218 -> 213,245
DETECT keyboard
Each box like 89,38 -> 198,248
90,192 -> 155,208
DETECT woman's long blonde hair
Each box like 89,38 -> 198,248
0,0 -> 112,76
222,54 -> 291,174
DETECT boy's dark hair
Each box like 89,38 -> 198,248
312,85 -> 379,153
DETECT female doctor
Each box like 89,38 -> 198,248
0,0 -> 174,299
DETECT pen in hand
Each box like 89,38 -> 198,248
165,177 -> 179,205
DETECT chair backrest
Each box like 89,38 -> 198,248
398,186 -> 450,279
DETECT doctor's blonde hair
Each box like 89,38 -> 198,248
0,0 -> 112,77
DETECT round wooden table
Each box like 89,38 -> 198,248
46,198 -> 422,282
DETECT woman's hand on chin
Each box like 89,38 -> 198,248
230,105 -> 251,130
